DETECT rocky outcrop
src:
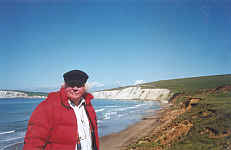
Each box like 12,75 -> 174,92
93,86 -> 171,103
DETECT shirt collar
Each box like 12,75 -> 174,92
68,98 -> 85,108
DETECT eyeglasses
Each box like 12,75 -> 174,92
67,82 -> 84,88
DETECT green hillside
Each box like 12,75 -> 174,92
141,74 -> 231,94
126,74 -> 231,150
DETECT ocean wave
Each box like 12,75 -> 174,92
95,108 -> 105,112
127,106 -> 137,109
118,114 -> 124,118
1,119 -> 28,125
0,141 -> 23,150
103,115 -> 110,120
135,104 -> 147,107
14,120 -> 28,123
116,107 -> 136,111
97,120 -> 103,123
0,101 -> 40,105
104,106 -> 119,108
0,131 -> 15,135
0,136 -> 24,142
103,111 -> 117,120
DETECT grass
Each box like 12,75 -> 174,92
170,93 -> 231,150
23,91 -> 48,96
140,74 -> 231,94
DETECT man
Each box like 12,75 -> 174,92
23,70 -> 99,150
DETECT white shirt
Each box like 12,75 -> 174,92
69,99 -> 92,150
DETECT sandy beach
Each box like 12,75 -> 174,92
100,105 -> 169,150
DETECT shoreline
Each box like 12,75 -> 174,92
100,104 -> 170,150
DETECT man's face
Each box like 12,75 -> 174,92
65,83 -> 86,101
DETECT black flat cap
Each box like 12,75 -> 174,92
63,70 -> 89,87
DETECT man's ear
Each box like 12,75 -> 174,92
85,83 -> 89,91
81,85 -> 86,92
62,82 -> 67,88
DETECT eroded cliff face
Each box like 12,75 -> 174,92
93,86 -> 171,103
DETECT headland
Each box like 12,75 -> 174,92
100,74 -> 231,150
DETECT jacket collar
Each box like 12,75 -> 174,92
59,87 -> 94,108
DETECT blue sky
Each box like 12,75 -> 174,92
1,0 -> 231,92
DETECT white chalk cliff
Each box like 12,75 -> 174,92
0,90 -> 28,98
93,86 -> 172,103
0,90 -> 47,99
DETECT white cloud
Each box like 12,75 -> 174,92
134,80 -> 144,85
86,81 -> 105,90
22,85 -> 60,93
115,81 -> 123,86
114,80 -> 130,87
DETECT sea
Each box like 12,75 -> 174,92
0,98 -> 161,150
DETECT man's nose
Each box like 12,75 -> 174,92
72,86 -> 79,90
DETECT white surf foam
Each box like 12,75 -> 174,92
0,136 -> 24,142
0,130 -> 15,135
103,112 -> 118,120
104,106 -> 119,108
95,108 -> 105,112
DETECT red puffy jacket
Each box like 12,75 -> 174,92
23,87 -> 99,150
